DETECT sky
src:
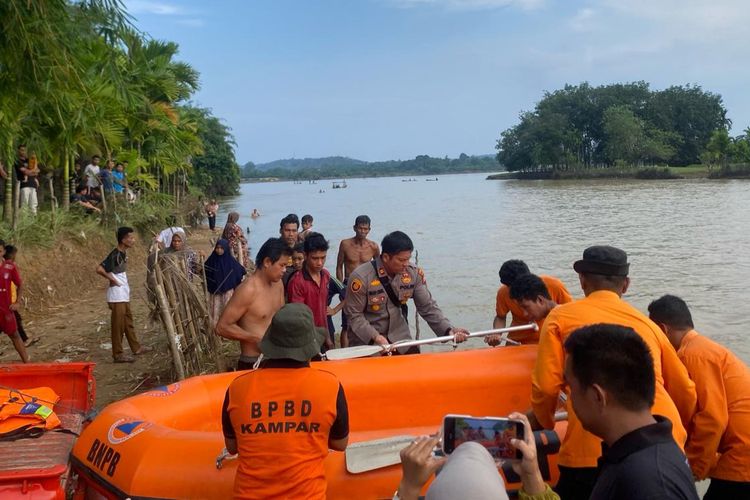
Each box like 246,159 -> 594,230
124,0 -> 750,165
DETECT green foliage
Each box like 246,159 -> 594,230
708,163 -> 750,179
0,0 -> 240,216
242,154 -> 498,180
0,210 -> 105,249
496,82 -> 728,172
185,107 -> 241,196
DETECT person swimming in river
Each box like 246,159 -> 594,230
251,208 -> 261,218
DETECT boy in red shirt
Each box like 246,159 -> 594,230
0,248 -> 29,362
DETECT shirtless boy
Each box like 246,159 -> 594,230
216,238 -> 292,370
336,215 -> 379,347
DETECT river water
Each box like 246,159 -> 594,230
219,173 -> 750,363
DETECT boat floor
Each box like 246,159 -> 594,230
0,413 -> 83,472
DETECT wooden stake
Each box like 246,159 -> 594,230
155,282 -> 186,380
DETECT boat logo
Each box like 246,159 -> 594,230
107,418 -> 154,445
144,382 -> 181,397
350,279 -> 363,292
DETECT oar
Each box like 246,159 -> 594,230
345,410 -> 567,474
325,324 -> 536,361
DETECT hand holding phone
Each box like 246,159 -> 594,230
398,436 -> 447,500
507,412 -> 548,495
442,414 -> 524,460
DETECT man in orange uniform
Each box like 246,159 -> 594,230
531,246 -> 696,500
222,303 -> 349,500
488,260 -> 572,344
648,295 -> 750,499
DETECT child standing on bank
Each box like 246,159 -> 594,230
0,244 -> 28,362
4,245 -> 33,347
96,227 -> 151,363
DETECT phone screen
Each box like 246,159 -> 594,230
442,415 -> 523,459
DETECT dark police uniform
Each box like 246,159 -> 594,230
343,256 -> 453,353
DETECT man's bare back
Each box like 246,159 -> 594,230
337,238 -> 379,280
216,272 -> 285,356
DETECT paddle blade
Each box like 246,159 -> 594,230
325,345 -> 384,360
345,435 -> 415,473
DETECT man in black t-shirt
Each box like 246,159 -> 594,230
95,227 -> 150,362
564,324 -> 699,500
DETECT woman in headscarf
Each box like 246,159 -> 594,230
162,229 -> 201,281
222,211 -> 250,269
204,239 -> 246,327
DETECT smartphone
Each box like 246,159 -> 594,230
442,414 -> 523,459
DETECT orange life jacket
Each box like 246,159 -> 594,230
0,386 -> 61,439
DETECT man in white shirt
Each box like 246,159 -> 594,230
83,155 -> 101,192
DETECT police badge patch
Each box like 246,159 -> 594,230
350,278 -> 363,292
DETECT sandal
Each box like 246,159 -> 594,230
114,354 -> 135,363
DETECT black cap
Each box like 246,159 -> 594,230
573,245 -> 629,277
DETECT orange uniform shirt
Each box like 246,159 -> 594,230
532,290 -> 697,468
495,275 -> 573,343
678,330 -> 750,481
225,367 -> 342,500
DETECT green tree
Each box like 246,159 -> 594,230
186,107 -> 240,196
602,106 -> 645,164
647,85 -> 729,165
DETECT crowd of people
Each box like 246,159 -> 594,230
6,145 -> 134,216
3,197 -> 747,498
209,210 -> 749,500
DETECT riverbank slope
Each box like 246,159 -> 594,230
0,225 -> 220,409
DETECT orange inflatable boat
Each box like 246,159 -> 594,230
71,346 -> 566,499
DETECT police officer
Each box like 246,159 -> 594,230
344,231 -> 469,353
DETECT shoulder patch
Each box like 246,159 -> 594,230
417,267 -> 426,284
350,278 -> 363,292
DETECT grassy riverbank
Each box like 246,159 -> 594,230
486,164 -> 750,180
0,210 -> 217,408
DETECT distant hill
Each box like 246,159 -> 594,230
253,156 -> 367,171
242,153 -> 501,180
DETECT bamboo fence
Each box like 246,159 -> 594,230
147,249 -> 226,379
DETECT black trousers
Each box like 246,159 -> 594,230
14,311 -> 27,343
555,466 -> 599,500
208,215 -> 216,230
703,478 -> 750,499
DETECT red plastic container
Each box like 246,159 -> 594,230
0,362 -> 95,499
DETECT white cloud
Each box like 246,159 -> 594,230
125,1 -> 183,16
124,1 -> 205,27
388,0 -> 545,11
175,18 -> 205,27
569,7 -> 595,32
600,0 -> 750,43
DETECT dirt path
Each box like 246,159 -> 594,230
0,226 -> 224,409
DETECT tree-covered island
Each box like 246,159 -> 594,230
491,82 -> 750,180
